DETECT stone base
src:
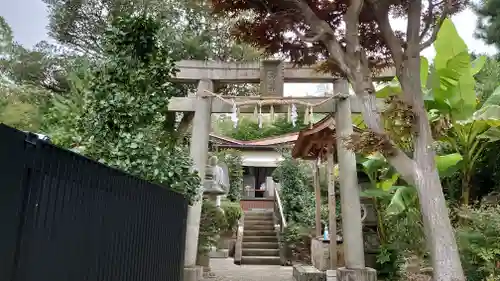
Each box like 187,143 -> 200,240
293,264 -> 326,281
210,249 -> 229,258
336,267 -> 376,281
326,270 -> 336,281
183,266 -> 203,281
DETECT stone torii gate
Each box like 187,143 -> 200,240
171,60 -> 394,281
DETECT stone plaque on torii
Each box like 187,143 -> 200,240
175,59 -> 394,281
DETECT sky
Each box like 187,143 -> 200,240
0,0 -> 498,97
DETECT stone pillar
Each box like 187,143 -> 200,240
327,152 -> 337,270
334,80 -> 376,281
184,79 -> 213,281
260,60 -> 284,96
334,80 -> 365,269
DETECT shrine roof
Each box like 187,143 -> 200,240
291,114 -> 363,160
209,132 -> 299,148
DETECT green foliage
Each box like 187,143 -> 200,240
220,200 -> 243,234
44,14 -> 200,204
359,153 -> 461,215
43,0 -> 261,61
474,0 -> 500,51
198,199 -> 226,254
282,222 -> 313,263
41,64 -> 91,148
476,59 -> 500,106
0,83 -> 50,131
216,113 -> 313,141
0,16 -> 13,54
456,204 -> 500,281
214,149 -> 244,202
272,154 -> 315,226
375,244 -> 403,281
377,19 -> 500,205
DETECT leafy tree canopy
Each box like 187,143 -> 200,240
60,14 -> 201,203
43,0 -> 261,61
212,0 -> 467,74
474,0 -> 500,51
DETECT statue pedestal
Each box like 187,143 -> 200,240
311,237 -> 330,271
210,232 -> 233,258
196,251 -> 214,278
311,237 -> 345,271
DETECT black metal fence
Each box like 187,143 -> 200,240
0,124 -> 188,281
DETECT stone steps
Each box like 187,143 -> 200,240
244,230 -> 276,236
243,235 -> 278,242
241,211 -> 281,265
242,248 -> 280,256
242,241 -> 279,249
241,256 -> 281,265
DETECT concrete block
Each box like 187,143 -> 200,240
311,237 -> 330,271
293,264 -> 326,281
337,267 -> 376,281
183,266 -> 203,281
326,270 -> 336,281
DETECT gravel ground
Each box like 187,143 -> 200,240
203,258 -> 294,281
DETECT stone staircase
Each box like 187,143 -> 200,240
241,210 -> 281,265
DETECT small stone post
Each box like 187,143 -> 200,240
184,79 -> 213,281
334,80 -> 376,281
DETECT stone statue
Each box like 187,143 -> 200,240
203,156 -> 228,206
215,161 -> 230,193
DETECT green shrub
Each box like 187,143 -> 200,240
198,199 -> 226,254
282,222 -> 313,263
456,204 -> 500,281
220,200 -> 243,234
215,149 -> 244,202
273,154 -> 315,226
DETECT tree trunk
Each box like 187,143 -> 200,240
353,73 -> 465,281
461,172 -> 471,205
405,65 -> 465,281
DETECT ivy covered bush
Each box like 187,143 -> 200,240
272,154 -> 318,263
220,200 -> 243,235
198,199 -> 226,254
272,154 -> 315,225
42,14 -> 200,204
215,149 -> 244,202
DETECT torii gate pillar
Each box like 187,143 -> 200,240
184,79 -> 213,281
334,80 -> 376,281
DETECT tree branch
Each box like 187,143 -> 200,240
345,0 -> 363,58
291,27 -> 326,43
369,1 -> 404,70
419,0 -> 435,41
406,0 -> 423,57
419,0 -> 451,51
288,0 -> 351,74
